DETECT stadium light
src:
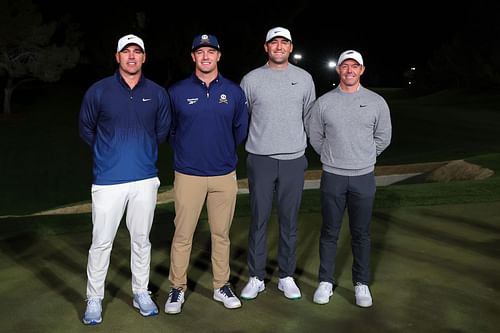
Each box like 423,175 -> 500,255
293,53 -> 302,64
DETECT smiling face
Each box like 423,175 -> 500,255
191,46 -> 221,75
116,44 -> 145,76
265,37 -> 293,68
336,59 -> 365,92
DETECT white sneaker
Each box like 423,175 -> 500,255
82,298 -> 102,325
313,282 -> 333,304
278,277 -> 301,300
213,283 -> 242,309
240,277 -> 265,300
133,291 -> 158,317
354,283 -> 373,307
164,288 -> 185,314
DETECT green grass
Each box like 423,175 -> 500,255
378,89 -> 500,164
0,190 -> 499,332
374,154 -> 500,208
1,84 -> 500,331
1,85 -> 500,215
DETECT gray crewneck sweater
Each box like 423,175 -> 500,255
308,86 -> 392,176
241,63 -> 316,160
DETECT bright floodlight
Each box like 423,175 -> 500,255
293,54 -> 302,61
328,61 -> 336,68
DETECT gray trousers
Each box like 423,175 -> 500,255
246,153 -> 307,279
318,171 -> 376,285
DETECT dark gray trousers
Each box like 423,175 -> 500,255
246,153 -> 307,279
318,171 -> 376,285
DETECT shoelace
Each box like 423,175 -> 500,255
86,298 -> 100,311
219,284 -> 236,298
169,288 -> 182,303
250,277 -> 262,287
355,283 -> 369,295
282,277 -> 296,287
319,283 -> 331,292
136,292 -> 153,305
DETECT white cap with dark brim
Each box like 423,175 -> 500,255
338,50 -> 363,66
265,27 -> 292,42
117,34 -> 145,52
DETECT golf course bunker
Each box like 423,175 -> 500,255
7,160 -> 493,217
426,160 -> 494,182
376,160 -> 494,185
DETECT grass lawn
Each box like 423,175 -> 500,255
0,84 -> 499,332
1,86 -> 500,215
0,190 -> 499,332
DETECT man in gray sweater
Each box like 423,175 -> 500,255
308,50 -> 392,307
239,27 -> 316,301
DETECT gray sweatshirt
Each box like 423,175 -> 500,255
241,63 -> 316,160
308,86 -> 392,176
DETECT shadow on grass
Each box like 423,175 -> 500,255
1,191 -> 499,332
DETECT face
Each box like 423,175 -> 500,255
115,44 -> 145,75
191,47 -> 220,74
264,37 -> 293,66
336,59 -> 365,88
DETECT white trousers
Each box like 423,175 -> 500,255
86,177 -> 160,299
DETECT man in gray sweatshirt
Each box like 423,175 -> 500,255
308,50 -> 392,308
239,27 -> 316,301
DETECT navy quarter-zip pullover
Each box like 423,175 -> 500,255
79,71 -> 171,185
168,73 -> 249,176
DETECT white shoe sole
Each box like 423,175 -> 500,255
213,294 -> 242,309
356,299 -> 373,307
313,294 -> 332,305
241,285 -> 265,300
165,306 -> 182,314
82,317 -> 102,325
278,283 -> 301,300
133,301 -> 159,317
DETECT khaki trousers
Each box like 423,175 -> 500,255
169,171 -> 238,289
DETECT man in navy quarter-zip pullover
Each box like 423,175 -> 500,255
79,34 -> 171,325
164,34 -> 249,315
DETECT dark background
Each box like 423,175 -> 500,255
31,0 -> 500,95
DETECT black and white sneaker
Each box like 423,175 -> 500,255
213,283 -> 242,309
164,287 -> 185,314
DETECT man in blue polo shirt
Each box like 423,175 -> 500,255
79,34 -> 171,325
164,34 -> 249,314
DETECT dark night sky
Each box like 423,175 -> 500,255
34,0 -> 499,92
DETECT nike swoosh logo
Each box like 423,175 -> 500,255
360,104 -> 367,107
291,82 -> 298,85
142,98 -> 152,102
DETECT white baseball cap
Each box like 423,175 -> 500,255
265,27 -> 292,42
117,34 -> 145,52
337,50 -> 363,66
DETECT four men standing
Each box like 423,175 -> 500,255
79,31 -> 391,325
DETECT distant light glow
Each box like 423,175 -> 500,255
328,61 -> 336,68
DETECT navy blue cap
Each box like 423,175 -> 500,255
191,34 -> 220,51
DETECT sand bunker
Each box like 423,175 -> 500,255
5,160 -> 492,217
426,159 -> 494,182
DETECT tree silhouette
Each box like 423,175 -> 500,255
0,0 -> 80,114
